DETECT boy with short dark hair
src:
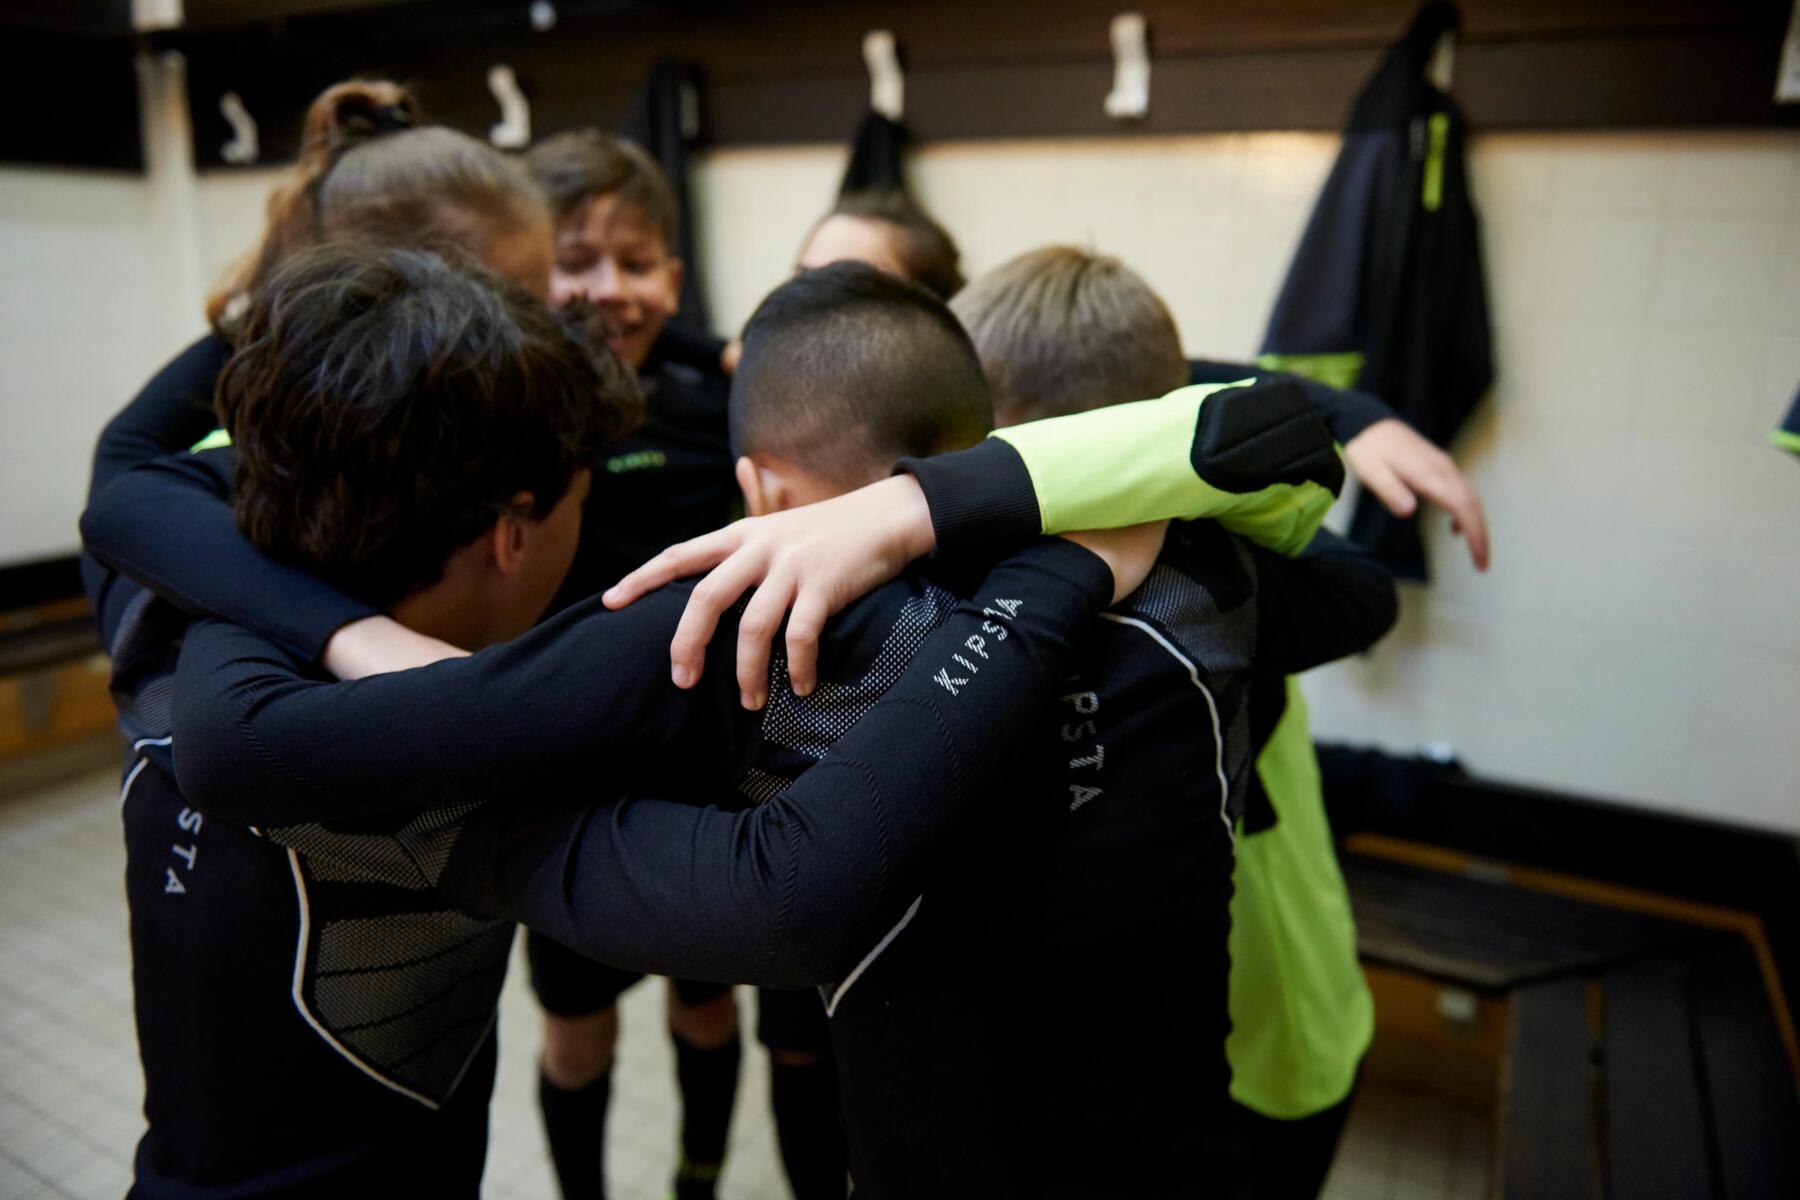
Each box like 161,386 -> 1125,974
720,260 -> 1394,1197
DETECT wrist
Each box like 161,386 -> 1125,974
888,474 -> 936,561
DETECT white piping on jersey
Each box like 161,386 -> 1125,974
825,895 -> 923,1017
1099,613 -> 1234,847
133,736 -> 172,751
118,756 -> 151,808
284,848 -> 442,1110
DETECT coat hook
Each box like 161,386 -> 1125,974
1427,28 -> 1456,90
1103,12 -> 1150,120
863,30 -> 904,121
529,1 -> 556,32
488,64 -> 531,149
220,92 -> 259,165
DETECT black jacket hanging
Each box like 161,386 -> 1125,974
839,110 -> 910,196
1260,0 -> 1493,580
623,57 -> 710,333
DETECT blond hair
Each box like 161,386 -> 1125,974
951,246 -> 1186,426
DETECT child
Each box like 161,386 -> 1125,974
522,128 -> 744,1200
722,261 -> 1394,1196
796,188 -> 965,300
957,247 -> 1465,1199
77,80 -> 575,1200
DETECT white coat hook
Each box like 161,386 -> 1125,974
863,30 -> 904,121
1427,29 -> 1456,91
488,64 -> 531,149
219,92 -> 259,165
529,1 -> 557,32
1103,13 -> 1150,120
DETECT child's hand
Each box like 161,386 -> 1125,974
1343,418 -> 1490,570
1059,522 -> 1169,605
604,475 -> 936,707
322,615 -> 468,681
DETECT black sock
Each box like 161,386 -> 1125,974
671,1033 -> 741,1200
769,1057 -> 848,1199
538,1068 -> 611,1200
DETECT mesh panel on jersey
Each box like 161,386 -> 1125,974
270,802 -> 481,888
1120,553 -> 1259,679
739,586 -> 958,806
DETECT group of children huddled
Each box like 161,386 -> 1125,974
80,76 -> 1488,1200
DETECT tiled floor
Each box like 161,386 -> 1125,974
0,766 -> 1487,1199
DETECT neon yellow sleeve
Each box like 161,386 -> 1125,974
990,382 -> 1343,556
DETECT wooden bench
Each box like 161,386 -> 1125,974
1498,939 -> 1800,1199
1340,846 -> 1800,1199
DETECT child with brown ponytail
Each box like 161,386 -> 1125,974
80,78 -> 573,1200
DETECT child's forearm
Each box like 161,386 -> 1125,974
900,379 -> 1342,559
170,587 -> 752,830
81,450 -> 376,663
1251,529 -> 1399,675
89,336 -> 233,504
437,539 -> 1113,988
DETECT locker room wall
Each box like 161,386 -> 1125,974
687,130 -> 1800,838
3,119 -> 1795,833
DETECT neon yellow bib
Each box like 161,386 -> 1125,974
1227,679 -> 1374,1118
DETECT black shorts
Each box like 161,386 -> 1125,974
526,928 -> 731,1017
755,986 -> 830,1055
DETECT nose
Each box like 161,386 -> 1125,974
589,258 -> 628,305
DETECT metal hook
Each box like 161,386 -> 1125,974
488,64 -> 531,149
863,30 -> 904,122
1103,13 -> 1150,120
219,92 -> 259,165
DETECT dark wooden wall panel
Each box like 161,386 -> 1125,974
0,25 -> 142,170
150,0 -> 1800,169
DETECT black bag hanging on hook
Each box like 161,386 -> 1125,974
839,110 -> 909,196
1259,0 -> 1493,581
624,57 -> 710,334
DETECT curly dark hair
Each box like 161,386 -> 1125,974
218,244 -> 640,608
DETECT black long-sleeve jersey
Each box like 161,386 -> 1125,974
739,521 -> 1391,1197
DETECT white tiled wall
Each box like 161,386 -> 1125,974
3,125 -> 1794,833
693,130 -> 1800,836
0,169 -> 171,568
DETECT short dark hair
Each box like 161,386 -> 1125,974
218,244 -> 639,608
825,189 -> 965,299
525,129 -> 677,242
952,245 -> 1188,425
730,261 -> 992,489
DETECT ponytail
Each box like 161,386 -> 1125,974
205,80 -> 422,335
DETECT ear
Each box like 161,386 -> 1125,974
735,456 -> 769,517
667,257 -> 685,312
490,490 -> 534,576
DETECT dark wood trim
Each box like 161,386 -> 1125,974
0,24 -> 143,171
0,556 -> 85,614
166,0 -> 1799,171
